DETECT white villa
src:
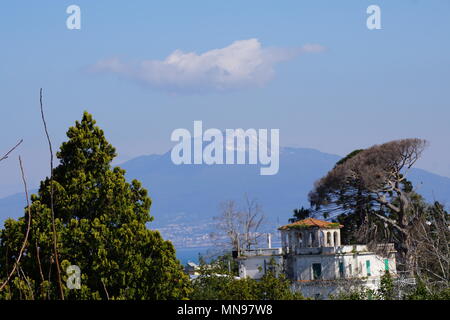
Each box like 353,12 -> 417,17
237,218 -> 397,299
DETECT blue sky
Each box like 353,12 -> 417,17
0,0 -> 449,197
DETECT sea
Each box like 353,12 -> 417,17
175,246 -> 215,265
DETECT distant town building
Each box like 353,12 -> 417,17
237,218 -> 397,299
184,262 -> 200,276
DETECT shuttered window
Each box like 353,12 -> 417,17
366,260 -> 371,276
312,263 -> 322,280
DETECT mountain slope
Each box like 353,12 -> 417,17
123,147 -> 340,225
1,147 -> 449,247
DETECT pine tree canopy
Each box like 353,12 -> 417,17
0,112 -> 192,300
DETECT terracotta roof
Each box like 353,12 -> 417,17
278,217 -> 343,230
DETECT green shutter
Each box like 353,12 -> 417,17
312,263 -> 322,280
339,262 -> 344,278
366,260 -> 371,276
384,259 -> 389,271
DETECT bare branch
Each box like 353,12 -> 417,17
0,156 -> 33,292
39,88 -> 65,300
0,139 -> 23,163
101,279 -> 110,300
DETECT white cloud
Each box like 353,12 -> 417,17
90,39 -> 325,94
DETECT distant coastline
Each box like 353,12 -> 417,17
175,246 -> 212,265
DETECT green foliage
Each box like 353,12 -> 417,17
0,112 -> 191,300
332,287 -> 377,300
191,271 -> 304,300
333,272 -> 395,300
334,149 -> 364,168
286,222 -> 340,230
199,253 -> 239,276
288,207 -> 311,223
333,272 -> 450,300
256,271 -> 304,300
331,149 -> 422,247
191,256 -> 304,300
379,271 -> 395,300
406,280 -> 450,300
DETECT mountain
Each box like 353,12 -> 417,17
119,147 -> 341,226
1,147 -> 449,247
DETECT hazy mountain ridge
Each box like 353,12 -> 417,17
1,147 -> 449,247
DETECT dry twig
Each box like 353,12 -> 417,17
0,140 -> 23,163
0,156 -> 33,292
39,88 -> 65,300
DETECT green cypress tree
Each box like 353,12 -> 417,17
0,112 -> 192,300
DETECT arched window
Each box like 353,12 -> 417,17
308,232 -> 314,247
333,231 -> 339,246
326,232 -> 331,246
319,231 -> 325,247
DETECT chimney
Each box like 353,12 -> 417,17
267,233 -> 272,249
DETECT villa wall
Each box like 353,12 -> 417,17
238,220 -> 397,299
238,251 -> 283,279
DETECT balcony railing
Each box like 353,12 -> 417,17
239,248 -> 282,257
